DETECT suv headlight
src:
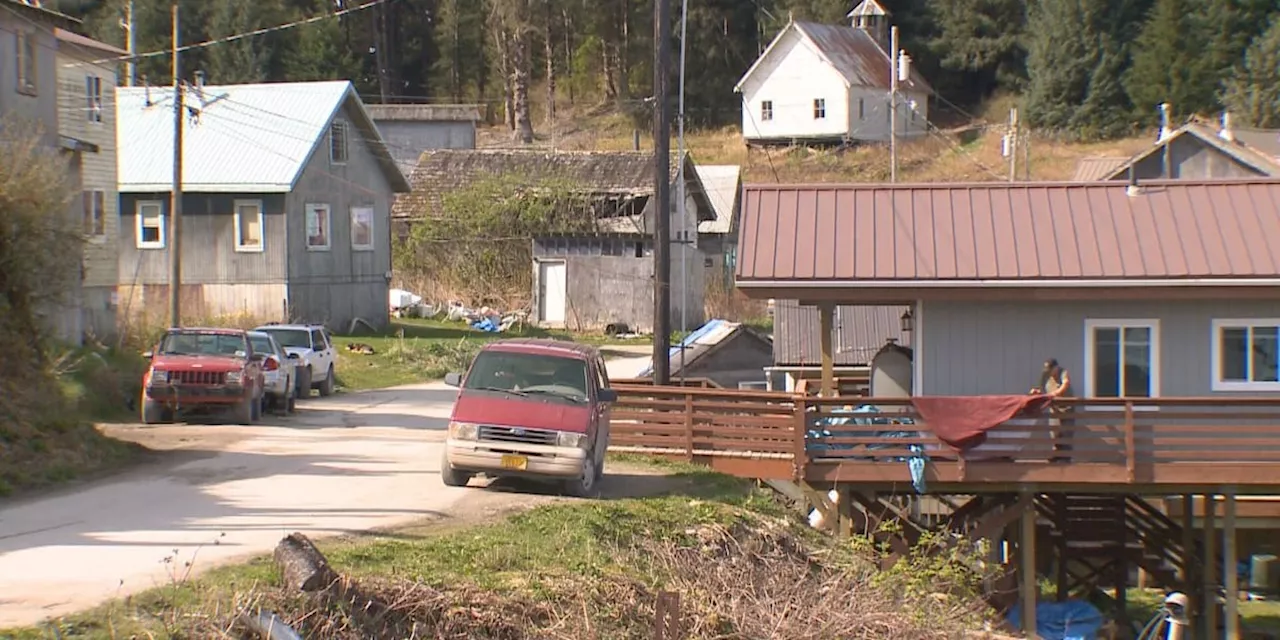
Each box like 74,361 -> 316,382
556,431 -> 588,449
225,371 -> 243,385
149,368 -> 169,384
448,421 -> 478,440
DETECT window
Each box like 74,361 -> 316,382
760,100 -> 773,122
1084,319 -> 1160,399
136,201 -> 165,249
858,98 -> 865,121
813,98 -> 826,119
305,203 -> 331,250
1212,319 -> 1280,391
234,199 -> 264,252
309,328 -> 329,350
83,190 -> 106,239
85,75 -> 103,122
350,205 -> 374,250
329,121 -> 348,163
16,32 -> 36,95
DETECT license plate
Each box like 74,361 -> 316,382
500,455 -> 528,471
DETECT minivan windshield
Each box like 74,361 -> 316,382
463,350 -> 589,403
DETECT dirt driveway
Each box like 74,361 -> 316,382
0,379 -> 674,629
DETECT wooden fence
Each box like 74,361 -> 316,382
606,386 -> 1280,484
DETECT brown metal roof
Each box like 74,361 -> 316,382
1229,127 -> 1280,159
737,179 -> 1280,286
1102,123 -> 1280,180
1072,157 -> 1128,181
773,302 -> 909,366
793,22 -> 933,95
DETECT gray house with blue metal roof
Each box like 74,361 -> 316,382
115,80 -> 411,331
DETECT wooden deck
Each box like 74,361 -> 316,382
607,384 -> 1280,493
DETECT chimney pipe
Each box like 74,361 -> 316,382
1126,166 -> 1144,197
1220,111 -> 1236,142
1158,103 -> 1173,142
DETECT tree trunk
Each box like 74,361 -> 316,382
545,2 -> 556,125
562,8 -> 574,105
273,532 -> 339,593
498,28 -> 515,130
512,27 -> 534,143
618,0 -> 630,100
602,43 -> 617,100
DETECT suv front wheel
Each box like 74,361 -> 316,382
318,364 -> 335,397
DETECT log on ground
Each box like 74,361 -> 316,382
273,531 -> 339,592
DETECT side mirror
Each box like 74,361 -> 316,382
598,388 -> 619,403
287,352 -> 301,360
235,350 -> 248,359
443,372 -> 463,387
142,351 -> 153,360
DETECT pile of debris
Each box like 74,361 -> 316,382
389,289 -> 529,333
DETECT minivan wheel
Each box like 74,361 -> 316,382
564,455 -> 599,498
440,449 -> 472,487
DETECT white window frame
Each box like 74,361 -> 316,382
84,189 -> 106,242
233,199 -> 265,253
305,203 -> 332,251
350,205 -> 374,251
136,200 -> 165,249
1082,318 -> 1161,405
1210,318 -> 1280,392
329,120 -> 349,164
760,100 -> 773,122
85,75 -> 103,123
813,98 -> 826,119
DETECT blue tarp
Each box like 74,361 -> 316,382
637,319 -> 728,378
470,317 -> 501,332
1006,600 -> 1105,640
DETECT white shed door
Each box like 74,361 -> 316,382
538,261 -> 567,324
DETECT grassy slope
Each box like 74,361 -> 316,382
330,317 -> 651,391
0,345 -> 151,497
479,96 -> 1156,184
1,464 -> 782,639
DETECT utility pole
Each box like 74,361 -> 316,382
889,25 -> 899,183
168,4 -> 184,329
651,0 -> 672,385
1007,107 -> 1019,182
676,0 -> 689,382
123,0 -> 136,86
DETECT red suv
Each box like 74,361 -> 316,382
141,328 -> 267,424
441,339 -> 617,496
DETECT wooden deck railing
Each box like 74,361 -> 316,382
607,386 -> 1280,485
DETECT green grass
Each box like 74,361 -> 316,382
331,317 -> 650,391
2,467 -> 773,639
0,344 -> 150,498
1124,588 -> 1280,635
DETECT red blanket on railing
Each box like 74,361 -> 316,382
911,394 -> 1055,451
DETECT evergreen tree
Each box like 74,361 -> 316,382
1125,0 -> 1216,123
1222,16 -> 1280,127
926,0 -> 1027,100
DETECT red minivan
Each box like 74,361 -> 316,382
441,339 -> 617,496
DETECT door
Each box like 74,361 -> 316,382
538,261 -> 567,325
1084,319 -> 1160,399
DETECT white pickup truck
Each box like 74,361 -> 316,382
253,324 -> 337,398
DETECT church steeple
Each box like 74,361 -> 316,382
848,0 -> 890,47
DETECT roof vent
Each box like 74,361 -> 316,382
1126,167 -> 1144,197
1157,103 -> 1173,142
1220,111 -> 1236,143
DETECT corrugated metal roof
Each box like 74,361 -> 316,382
54,27 -> 127,55
736,21 -> 932,95
773,301 -> 909,366
695,165 -> 740,234
116,80 -> 408,193
736,179 -> 1280,284
1072,157 -> 1127,181
1230,127 -> 1280,159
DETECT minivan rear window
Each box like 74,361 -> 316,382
464,351 -> 589,402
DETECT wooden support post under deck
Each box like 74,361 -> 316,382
1203,493 -> 1218,639
1224,487 -> 1238,640
1181,494 -> 1195,588
818,303 -> 835,397
1020,494 -> 1038,637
